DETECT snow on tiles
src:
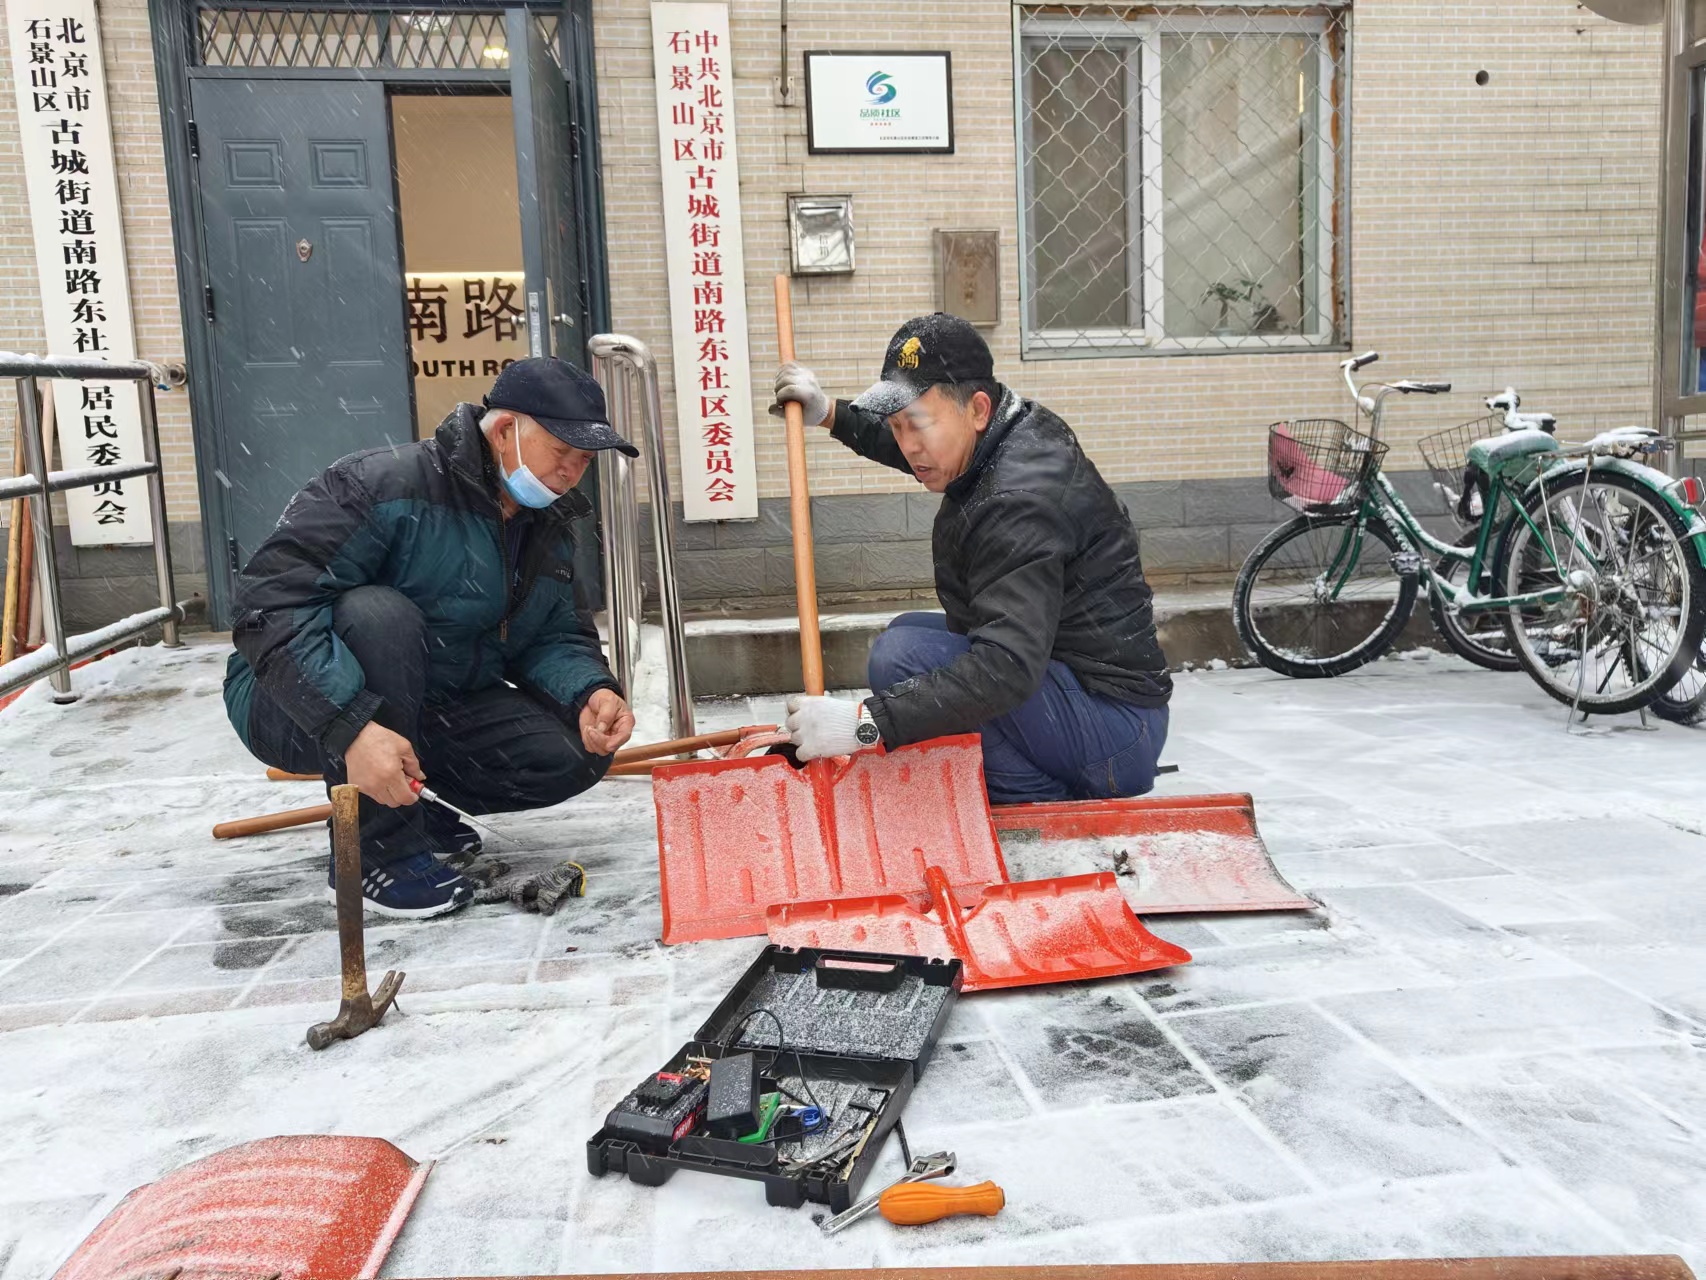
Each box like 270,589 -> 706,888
0,639 -> 1703,1276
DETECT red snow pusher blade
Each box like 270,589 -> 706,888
990,792 -> 1314,914
653,735 -> 1009,944
53,1135 -> 432,1280
767,865 -> 1191,992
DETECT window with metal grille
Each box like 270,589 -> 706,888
1016,4 -> 1348,357
196,8 -> 560,70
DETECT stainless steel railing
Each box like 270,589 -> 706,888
0,354 -> 186,702
588,335 -> 693,740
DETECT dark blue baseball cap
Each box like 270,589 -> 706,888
483,357 -> 639,458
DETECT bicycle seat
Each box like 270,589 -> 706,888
1508,411 -> 1557,434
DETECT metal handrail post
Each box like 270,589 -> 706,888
633,345 -> 692,741
137,378 -> 183,648
618,365 -> 644,668
588,334 -> 694,741
594,364 -> 636,698
16,377 -> 75,703
596,451 -> 633,697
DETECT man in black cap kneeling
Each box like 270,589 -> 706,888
773,315 -> 1172,805
224,358 -> 638,918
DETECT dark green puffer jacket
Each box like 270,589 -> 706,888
223,403 -> 619,756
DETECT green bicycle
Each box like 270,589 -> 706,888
1233,352 -> 1706,716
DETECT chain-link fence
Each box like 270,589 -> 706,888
1016,4 -> 1349,357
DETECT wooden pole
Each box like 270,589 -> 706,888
613,725 -> 773,764
773,274 -> 825,696
2,430 -> 23,667
212,803 -> 333,840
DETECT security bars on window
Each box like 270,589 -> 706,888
196,9 -> 561,70
1015,4 -> 1348,357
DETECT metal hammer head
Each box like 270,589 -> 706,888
307,969 -> 404,1050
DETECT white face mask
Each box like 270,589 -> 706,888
499,420 -> 561,509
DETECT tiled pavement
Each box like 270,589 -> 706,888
0,639 -> 1702,1276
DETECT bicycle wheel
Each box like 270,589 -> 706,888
1494,469 -> 1706,715
1233,510 -> 1418,678
1651,640 -> 1706,725
1428,530 -> 1521,672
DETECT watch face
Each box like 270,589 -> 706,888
855,722 -> 881,747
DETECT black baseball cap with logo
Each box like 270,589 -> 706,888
483,357 -> 639,458
851,313 -> 996,417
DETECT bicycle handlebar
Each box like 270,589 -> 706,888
1346,351 -> 1379,371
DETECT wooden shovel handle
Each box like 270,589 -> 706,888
879,1180 -> 1006,1226
213,803 -> 333,840
266,767 -> 323,782
773,274 -> 824,696
613,725 -> 775,764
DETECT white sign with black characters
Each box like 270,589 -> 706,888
651,1 -> 759,521
6,0 -> 152,545
804,51 -> 953,154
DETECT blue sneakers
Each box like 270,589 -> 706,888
327,852 -> 475,919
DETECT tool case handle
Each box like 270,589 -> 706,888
814,953 -> 906,993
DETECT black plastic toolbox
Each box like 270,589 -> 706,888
587,945 -> 962,1212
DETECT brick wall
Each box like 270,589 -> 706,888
1,0 -> 198,510
0,0 -> 205,619
595,0 -> 1664,503
0,0 -> 1668,618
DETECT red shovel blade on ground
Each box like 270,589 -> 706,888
767,864 -> 1192,992
990,793 -> 1314,914
53,1135 -> 431,1280
652,275 -> 1009,944
653,734 -> 1009,944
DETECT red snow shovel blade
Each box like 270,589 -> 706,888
991,792 -> 1314,914
53,1135 -> 432,1280
767,864 -> 1191,992
653,734 -> 1008,944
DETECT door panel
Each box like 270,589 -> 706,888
510,6 -> 601,600
192,79 -> 411,569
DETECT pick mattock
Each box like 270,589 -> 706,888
306,784 -> 404,1050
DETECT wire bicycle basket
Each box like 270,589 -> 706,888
1267,419 -> 1388,513
1417,413 -> 1503,528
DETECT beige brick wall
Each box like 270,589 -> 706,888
0,1 -> 1667,536
0,0 -> 198,520
596,0 -> 1665,502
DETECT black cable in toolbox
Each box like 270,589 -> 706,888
727,1006 -> 823,1116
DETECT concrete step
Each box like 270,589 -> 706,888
681,588 -> 1445,697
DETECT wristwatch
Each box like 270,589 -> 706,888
854,701 -> 882,748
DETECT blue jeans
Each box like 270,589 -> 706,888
868,612 -> 1168,806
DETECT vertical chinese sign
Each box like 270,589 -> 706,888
6,0 -> 151,545
650,2 -> 758,522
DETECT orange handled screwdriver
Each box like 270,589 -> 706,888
878,1180 -> 1005,1226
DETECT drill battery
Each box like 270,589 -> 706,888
604,1070 -> 709,1152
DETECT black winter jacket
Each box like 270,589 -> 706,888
830,389 -> 1171,747
223,404 -> 620,757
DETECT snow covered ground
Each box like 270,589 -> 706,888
1,637 -> 1703,1277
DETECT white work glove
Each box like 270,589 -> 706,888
786,695 -> 879,761
769,361 -> 832,428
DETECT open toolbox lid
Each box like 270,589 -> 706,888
694,945 -> 963,1078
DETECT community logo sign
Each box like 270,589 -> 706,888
805,51 -> 953,153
